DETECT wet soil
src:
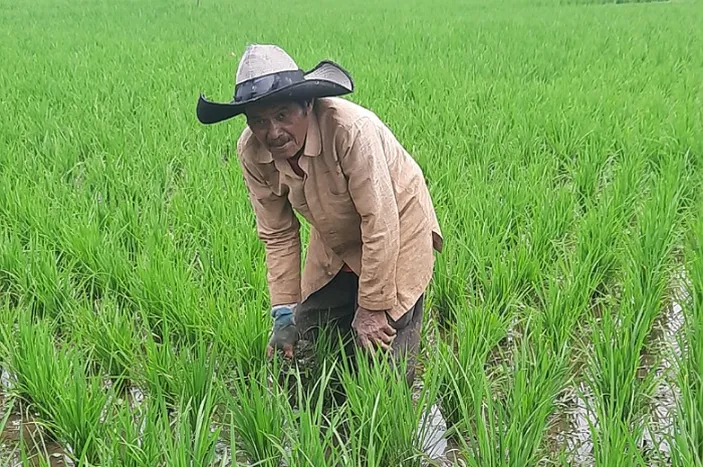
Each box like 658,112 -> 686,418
0,395 -> 71,467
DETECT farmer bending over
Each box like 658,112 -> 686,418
196,44 -> 443,386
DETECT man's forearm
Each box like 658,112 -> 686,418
260,226 -> 302,306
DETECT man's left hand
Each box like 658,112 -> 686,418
351,307 -> 397,351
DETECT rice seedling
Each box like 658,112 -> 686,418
6,313 -> 67,419
214,300 -> 271,378
437,302 -> 508,432
0,298 -> 15,370
139,321 -> 219,423
439,305 -> 570,465
5,312 -> 111,465
40,357 -> 112,465
72,296 -> 139,394
0,229 -> 72,323
159,388 -> 222,467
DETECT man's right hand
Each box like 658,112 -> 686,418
266,304 -> 298,360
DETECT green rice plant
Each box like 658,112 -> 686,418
101,391 -> 222,467
281,321 -> 362,412
538,257 -> 600,358
139,322 -> 181,405
6,313 -> 67,417
523,172 -> 577,278
223,363 -> 289,467
214,300 -> 271,379
40,357 -> 112,466
500,330 -> 570,466
573,190 -> 626,303
7,312 -> 111,465
437,302 -> 508,430
0,229 -> 72,323
670,212 -> 703,466
272,359 -> 348,467
0,297 -> 15,368
436,342 -> 495,465
335,343 -> 444,467
446,318 -> 569,467
72,296 -> 138,394
99,399 -> 165,467
129,236 -> 214,348
139,324 -> 219,423
160,385 -> 222,467
178,338 -> 220,433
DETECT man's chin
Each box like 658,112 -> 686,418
269,144 -> 298,159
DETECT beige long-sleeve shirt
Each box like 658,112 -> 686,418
236,97 -> 443,321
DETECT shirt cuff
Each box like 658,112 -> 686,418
357,296 -> 397,311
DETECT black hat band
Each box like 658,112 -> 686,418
233,69 -> 305,103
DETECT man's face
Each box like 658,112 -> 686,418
244,100 -> 312,159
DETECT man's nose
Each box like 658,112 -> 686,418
268,121 -> 284,139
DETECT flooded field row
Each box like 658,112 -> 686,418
1,268 -> 695,466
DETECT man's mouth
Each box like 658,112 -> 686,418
270,141 -> 289,150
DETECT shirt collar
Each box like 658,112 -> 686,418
302,109 -> 321,157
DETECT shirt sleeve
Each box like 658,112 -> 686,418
238,148 -> 302,306
339,117 -> 400,311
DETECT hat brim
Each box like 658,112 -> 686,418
196,60 -> 354,125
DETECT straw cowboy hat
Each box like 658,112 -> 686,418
196,44 -> 355,125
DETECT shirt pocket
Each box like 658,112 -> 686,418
319,159 -> 348,196
256,162 -> 285,197
309,179 -> 359,230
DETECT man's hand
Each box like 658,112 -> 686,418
352,307 -> 397,351
267,304 -> 298,360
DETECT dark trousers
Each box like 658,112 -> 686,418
294,271 -> 424,387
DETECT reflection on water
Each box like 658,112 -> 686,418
420,403 -> 448,460
640,285 -> 687,462
551,382 -> 596,466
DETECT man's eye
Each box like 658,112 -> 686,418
277,113 -> 286,121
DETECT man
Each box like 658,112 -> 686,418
196,44 -> 442,386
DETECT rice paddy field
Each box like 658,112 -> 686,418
1,0 -> 703,465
